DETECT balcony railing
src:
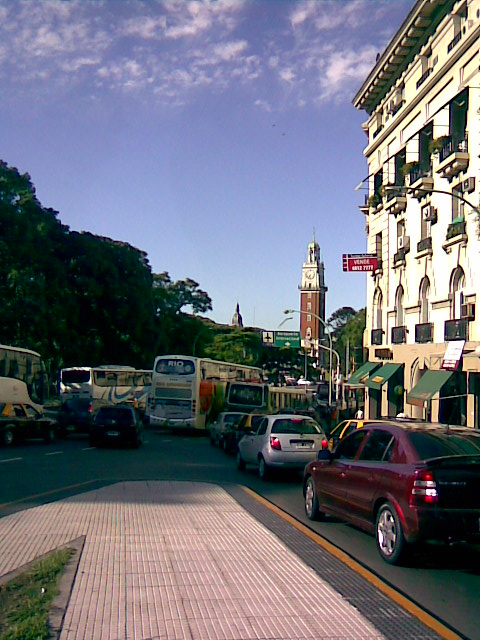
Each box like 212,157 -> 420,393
393,249 -> 407,266
446,219 -> 466,240
416,67 -> 432,89
391,326 -> 407,344
415,322 -> 433,344
417,237 -> 432,253
444,319 -> 469,341
409,167 -> 432,185
371,328 -> 383,345
439,135 -> 468,163
447,31 -> 462,53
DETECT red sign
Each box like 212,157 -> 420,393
342,254 -> 378,272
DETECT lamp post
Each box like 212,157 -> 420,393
284,308 -> 337,408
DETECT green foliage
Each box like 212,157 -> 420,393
0,547 -> 73,640
327,308 -> 365,376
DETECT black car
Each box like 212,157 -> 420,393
57,398 -> 96,437
222,413 -> 264,454
89,405 -> 144,448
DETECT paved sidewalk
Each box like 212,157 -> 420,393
0,481 -> 437,639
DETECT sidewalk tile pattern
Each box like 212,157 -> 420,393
0,481 -> 386,640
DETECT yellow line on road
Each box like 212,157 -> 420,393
0,480 -> 100,510
241,486 -> 463,640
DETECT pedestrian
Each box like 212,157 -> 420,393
355,408 -> 364,419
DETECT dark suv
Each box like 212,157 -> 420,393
304,421 -> 480,564
57,398 -> 95,437
90,405 -> 144,448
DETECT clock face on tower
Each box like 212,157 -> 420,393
305,270 -> 315,280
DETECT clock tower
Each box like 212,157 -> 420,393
299,236 -> 327,361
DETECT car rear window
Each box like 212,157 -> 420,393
410,431 -> 480,459
96,408 -> 134,424
224,414 -> 244,424
272,418 -> 321,435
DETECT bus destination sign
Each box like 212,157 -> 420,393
342,254 -> 378,272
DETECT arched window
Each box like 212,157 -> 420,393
419,277 -> 430,324
373,288 -> 383,330
395,286 -> 404,326
450,267 -> 465,319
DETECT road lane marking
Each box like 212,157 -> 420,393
82,447 -> 96,451
0,457 -> 22,464
0,479 -> 101,510
45,451 -> 63,456
241,486 -> 463,640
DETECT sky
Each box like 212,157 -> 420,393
0,0 -> 413,332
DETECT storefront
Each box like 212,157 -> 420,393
343,361 -> 381,414
406,369 -> 467,425
365,363 -> 404,418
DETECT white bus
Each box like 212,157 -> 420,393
59,366 -> 152,411
0,344 -> 48,404
149,355 -> 266,429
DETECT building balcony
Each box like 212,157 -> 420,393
447,31 -> 462,53
393,248 -> 407,267
384,188 -> 407,216
443,218 -> 467,253
371,258 -> 383,277
371,328 -> 384,346
444,319 -> 469,341
391,325 -> 407,344
416,67 -> 432,89
416,236 -> 433,255
408,169 -> 434,199
435,135 -> 469,179
358,194 -> 370,214
415,322 -> 433,344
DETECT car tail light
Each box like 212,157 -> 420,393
270,436 -> 282,450
410,469 -> 438,505
321,438 -> 328,450
88,404 -> 94,414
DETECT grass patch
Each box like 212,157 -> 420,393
0,548 -> 73,640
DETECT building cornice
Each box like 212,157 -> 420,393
353,0 -> 455,115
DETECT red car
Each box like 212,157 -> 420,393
303,421 -> 480,564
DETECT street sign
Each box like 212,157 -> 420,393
342,253 -> 378,272
274,331 -> 301,349
261,331 -> 275,346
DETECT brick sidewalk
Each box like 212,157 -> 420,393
0,481 -> 390,640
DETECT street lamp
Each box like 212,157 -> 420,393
284,308 -> 337,408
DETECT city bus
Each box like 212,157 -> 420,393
149,355 -> 266,429
0,344 -> 48,404
59,366 -> 152,412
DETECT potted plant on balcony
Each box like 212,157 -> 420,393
367,193 -> 381,209
400,161 -> 419,183
428,135 -> 449,155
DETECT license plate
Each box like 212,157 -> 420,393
106,430 -> 120,437
296,442 -> 311,449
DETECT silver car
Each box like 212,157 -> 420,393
209,411 -> 248,446
236,413 -> 328,479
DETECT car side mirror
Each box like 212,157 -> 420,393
317,449 -> 332,462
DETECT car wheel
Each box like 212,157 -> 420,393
236,450 -> 246,471
376,502 -> 406,565
44,426 -> 56,443
2,427 -> 14,447
304,476 -> 324,521
258,456 -> 270,480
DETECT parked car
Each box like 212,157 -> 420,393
222,413 -> 264,454
303,421 -> 480,565
209,411 -> 248,447
89,405 -> 144,448
56,398 -> 96,437
237,413 -> 328,479
0,402 -> 57,446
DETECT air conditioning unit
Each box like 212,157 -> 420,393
463,177 -> 475,193
397,235 -> 410,251
423,206 -> 437,222
461,302 -> 475,320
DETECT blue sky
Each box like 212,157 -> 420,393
0,0 -> 412,331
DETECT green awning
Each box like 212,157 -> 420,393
365,363 -> 403,390
406,370 -> 454,407
345,362 -> 381,387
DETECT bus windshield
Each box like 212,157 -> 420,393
155,359 -> 195,375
